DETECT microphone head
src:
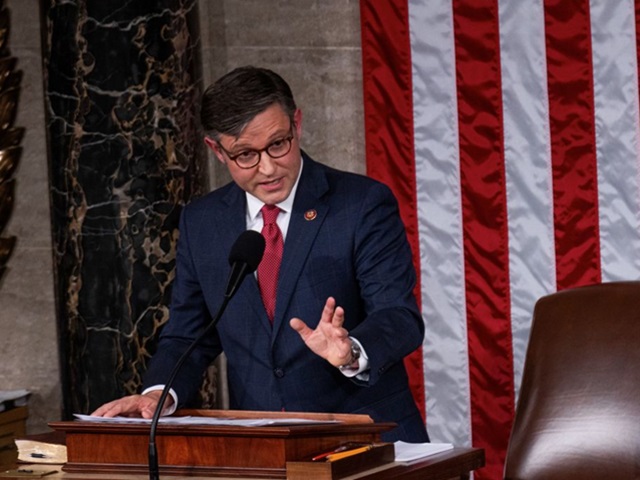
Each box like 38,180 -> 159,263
228,230 -> 266,273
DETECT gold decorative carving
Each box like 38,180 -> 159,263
0,3 -> 24,285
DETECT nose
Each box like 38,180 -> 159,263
257,151 -> 277,174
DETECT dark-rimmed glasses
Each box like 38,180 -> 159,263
216,126 -> 294,169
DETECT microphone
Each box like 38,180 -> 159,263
225,229 -> 265,297
148,230 -> 265,480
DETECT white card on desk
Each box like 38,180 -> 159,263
394,441 -> 454,462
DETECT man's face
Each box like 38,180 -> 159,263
205,104 -> 303,205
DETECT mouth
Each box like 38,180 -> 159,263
260,177 -> 283,191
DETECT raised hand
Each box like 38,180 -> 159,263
289,296 -> 355,367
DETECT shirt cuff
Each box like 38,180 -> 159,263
141,385 -> 178,416
338,337 -> 369,378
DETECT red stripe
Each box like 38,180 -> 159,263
637,0 -> 640,102
359,0 -> 426,420
544,0 -> 601,289
452,1 -> 514,478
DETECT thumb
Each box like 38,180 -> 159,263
289,317 -> 310,336
141,404 -> 157,419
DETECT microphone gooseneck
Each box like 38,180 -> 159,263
148,230 -> 265,480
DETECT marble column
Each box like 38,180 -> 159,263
0,2 -> 23,284
40,0 -> 208,418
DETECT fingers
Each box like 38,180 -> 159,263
332,306 -> 346,329
91,396 -> 143,418
289,298 -> 353,366
319,297 -> 336,323
90,393 -> 164,419
320,297 -> 345,327
290,297 -> 348,339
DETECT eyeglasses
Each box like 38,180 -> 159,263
216,126 -> 295,169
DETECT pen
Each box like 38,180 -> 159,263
325,445 -> 373,462
311,445 -> 351,461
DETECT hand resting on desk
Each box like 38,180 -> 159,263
90,391 -> 173,418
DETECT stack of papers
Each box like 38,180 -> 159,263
393,441 -> 454,462
73,414 -> 339,427
0,389 -> 30,412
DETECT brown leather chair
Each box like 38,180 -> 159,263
503,282 -> 640,480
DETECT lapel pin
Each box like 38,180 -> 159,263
304,209 -> 317,221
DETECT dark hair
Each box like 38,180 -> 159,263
200,66 -> 297,140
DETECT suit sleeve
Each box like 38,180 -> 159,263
348,181 -> 424,386
143,205 -> 222,407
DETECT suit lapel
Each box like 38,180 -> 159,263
271,157 -> 329,337
218,184 -> 246,238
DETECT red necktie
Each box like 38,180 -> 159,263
258,205 -> 283,322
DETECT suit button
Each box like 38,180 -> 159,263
274,368 -> 285,378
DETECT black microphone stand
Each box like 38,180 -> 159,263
148,262 -> 250,480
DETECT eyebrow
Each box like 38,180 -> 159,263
226,127 -> 291,153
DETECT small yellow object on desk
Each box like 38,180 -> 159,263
325,445 -> 373,462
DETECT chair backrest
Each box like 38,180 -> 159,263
503,281 -> 640,480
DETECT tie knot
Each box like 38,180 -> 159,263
261,204 -> 280,225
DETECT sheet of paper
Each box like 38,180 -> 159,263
73,413 -> 339,427
393,441 -> 454,462
0,389 -> 30,412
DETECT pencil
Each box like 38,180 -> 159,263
325,445 -> 373,462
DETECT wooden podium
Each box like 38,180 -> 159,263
46,410 -> 484,479
49,410 -> 394,478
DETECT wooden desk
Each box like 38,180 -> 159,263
1,448 -> 484,479
2,410 -> 485,479
0,407 -> 27,468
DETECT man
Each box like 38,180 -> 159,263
93,66 -> 429,443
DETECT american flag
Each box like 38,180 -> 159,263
360,1 -> 640,478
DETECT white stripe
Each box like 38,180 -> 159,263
498,0 -> 557,396
590,0 -> 640,282
409,0 -> 471,446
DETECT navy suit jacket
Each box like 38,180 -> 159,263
144,154 -> 429,442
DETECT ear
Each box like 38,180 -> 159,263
293,109 -> 303,139
204,137 -> 225,164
